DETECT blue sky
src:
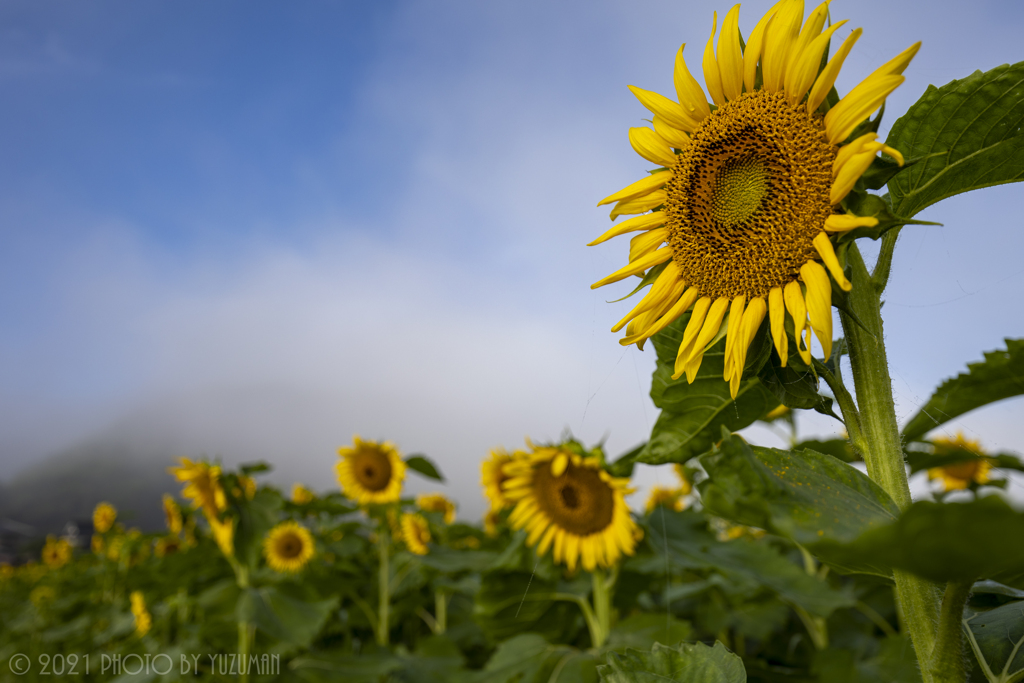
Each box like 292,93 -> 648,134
1,0 -> 1022,514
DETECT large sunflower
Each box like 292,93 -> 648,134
263,521 -> 316,573
590,0 -> 917,397
336,436 -> 406,505
503,446 -> 638,572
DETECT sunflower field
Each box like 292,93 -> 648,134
4,1 -> 1024,682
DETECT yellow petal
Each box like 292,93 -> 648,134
581,537 -> 596,572
629,127 -> 677,168
824,213 -> 879,232
869,41 -> 922,79
609,191 -> 667,220
591,246 -> 673,289
800,261 -> 833,360
768,286 -> 788,366
611,260 -> 681,332
653,116 -> 691,149
673,297 -> 711,378
629,227 -> 669,262
702,12 -> 726,106
589,211 -> 667,246
728,296 -> 767,399
784,280 -> 812,364
684,296 -> 730,378
762,0 -> 804,93
723,295 -> 747,379
786,19 -> 848,106
674,45 -> 712,122
831,142 -> 886,204
785,1 -> 829,82
628,85 -> 699,133
813,232 -> 852,291
806,28 -> 862,114
622,286 -> 700,345
553,529 -> 565,564
564,534 -> 580,572
537,524 -> 558,556
551,453 -> 569,477
597,171 -> 671,207
825,74 -> 905,145
717,5 -> 744,102
743,1 -> 784,93
833,132 -> 878,178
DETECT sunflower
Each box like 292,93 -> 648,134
93,502 -> 117,534
162,495 -> 183,535
644,486 -> 687,514
41,536 -> 72,568
91,535 -> 104,555
481,448 -> 517,512
336,436 -> 406,505
130,591 -> 152,637
400,513 -> 431,555
168,458 -> 227,519
503,446 -> 638,572
263,521 -> 315,573
209,516 -> 235,558
590,0 -> 918,398
154,536 -> 182,558
928,433 -> 992,492
417,493 -> 457,524
291,483 -> 315,505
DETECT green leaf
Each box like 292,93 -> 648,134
471,634 -> 598,683
757,350 -> 830,412
605,613 -> 692,652
239,461 -> 271,475
645,508 -> 854,617
406,455 -> 445,481
415,546 -> 498,573
640,314 -> 778,466
793,439 -> 857,463
964,599 -> 1024,683
902,339 -> 1024,442
608,442 -> 647,478
698,433 -> 899,577
474,570 -> 580,642
817,497 -> 1024,584
292,639 -> 466,683
597,641 -> 745,683
887,61 -> 1024,218
237,586 -> 338,648
835,191 -> 936,245
233,488 -> 282,569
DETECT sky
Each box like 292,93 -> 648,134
0,0 -> 1022,517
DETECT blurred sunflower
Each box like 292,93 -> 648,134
928,433 -> 992,491
481,448 -> 515,512
41,536 -> 72,568
91,535 -> 104,555
483,510 -> 502,538
336,436 -> 406,505
236,475 -> 257,500
590,0 -> 918,397
130,591 -> 152,637
168,458 -> 227,518
93,502 -> 117,534
503,446 -> 638,572
291,483 -> 315,505
162,495 -> 183,535
417,493 -> 456,524
644,486 -> 687,514
209,516 -> 235,558
30,585 -> 56,607
154,536 -> 181,558
263,521 -> 315,573
400,513 -> 431,555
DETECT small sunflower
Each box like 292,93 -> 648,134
417,493 -> 456,524
130,591 -> 152,637
263,521 -> 315,573
928,433 -> 992,492
93,502 -> 117,534
481,448 -> 517,512
400,513 -> 431,555
162,495 -> 183,535
41,536 -> 72,568
590,0 -> 918,398
168,458 -> 227,519
291,483 -> 315,505
154,536 -> 182,558
91,535 -> 104,555
644,486 -> 687,514
336,436 -> 406,505
503,445 -> 639,572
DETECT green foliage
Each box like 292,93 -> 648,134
887,61 -> 1024,218
598,642 -> 745,683
238,586 -> 338,648
902,338 -> 1024,442
963,584 -> 1024,683
405,455 -> 445,482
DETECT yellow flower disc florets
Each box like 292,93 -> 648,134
667,90 -> 835,301
263,521 -> 315,573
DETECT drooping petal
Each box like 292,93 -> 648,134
824,213 -> 878,232
673,297 -> 711,378
609,191 -> 667,220
611,260 -> 681,332
723,294 -> 747,380
589,211 -> 667,245
717,5 -> 744,102
768,286 -> 788,365
629,126 -> 678,167
591,246 -> 673,289
727,296 -> 767,399
597,171 -> 671,207
813,233 -> 852,291
807,28 -> 862,113
622,286 -> 700,345
629,85 -> 700,133
674,45 -> 712,122
683,296 -> 730,381
702,12 -> 726,106
800,261 -> 833,360
784,280 -> 812,365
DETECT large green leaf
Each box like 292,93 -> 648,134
817,497 -> 1024,585
292,636 -> 466,683
605,613 -> 692,652
902,339 -> 1024,442
236,586 -> 337,648
597,641 -> 745,683
964,599 -> 1024,683
699,432 -> 899,577
474,570 -> 581,642
887,62 -> 1024,217
644,508 -> 854,617
415,546 -> 498,573
639,313 -> 778,466
469,634 -> 598,683
406,454 -> 445,482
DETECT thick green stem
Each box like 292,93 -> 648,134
377,528 -> 390,647
434,589 -> 448,635
841,244 -> 942,679
235,565 -> 251,683
590,569 -> 613,649
929,581 -> 972,683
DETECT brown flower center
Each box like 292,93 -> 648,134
353,448 -> 393,492
533,458 -> 614,536
275,532 -> 304,559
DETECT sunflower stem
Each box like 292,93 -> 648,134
841,243 -> 942,680
434,588 -> 448,635
376,526 -> 390,647
928,580 -> 972,683
871,227 -> 901,294
590,568 -> 613,649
